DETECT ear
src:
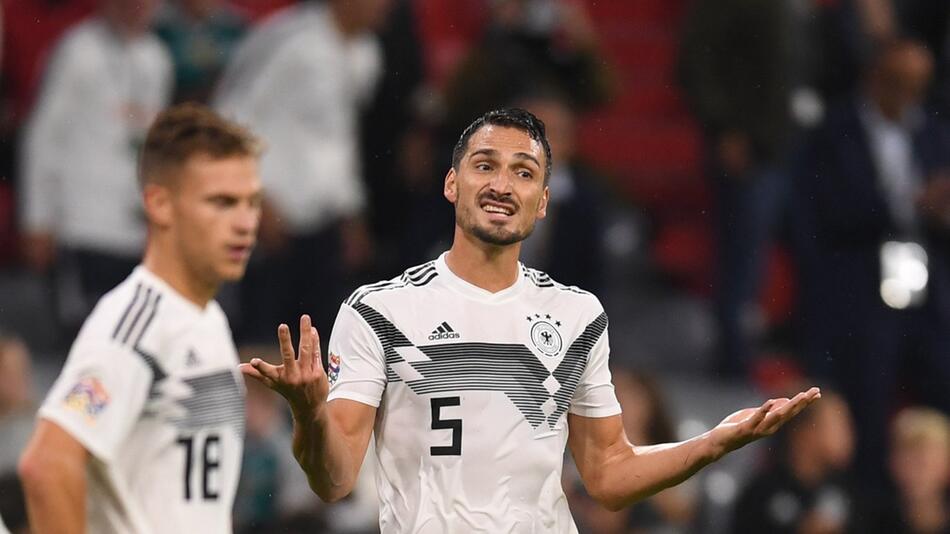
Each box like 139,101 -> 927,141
536,184 -> 550,219
143,183 -> 173,228
443,168 -> 458,204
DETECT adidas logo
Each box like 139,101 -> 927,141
185,349 -> 201,368
428,322 -> 460,341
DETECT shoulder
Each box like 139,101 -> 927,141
70,273 -> 163,361
343,260 -> 439,309
47,18 -> 102,67
521,265 -> 601,303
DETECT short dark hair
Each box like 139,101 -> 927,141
139,103 -> 262,187
451,108 -> 553,183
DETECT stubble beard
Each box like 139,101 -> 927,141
457,206 -> 535,246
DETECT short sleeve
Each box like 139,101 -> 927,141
38,339 -> 153,463
569,320 -> 622,418
327,303 -> 387,407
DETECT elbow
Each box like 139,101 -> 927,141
312,482 -> 354,504
585,476 -> 628,513
17,449 -> 51,493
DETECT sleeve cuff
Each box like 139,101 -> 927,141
327,390 -> 381,408
38,407 -> 114,463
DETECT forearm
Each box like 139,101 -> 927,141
595,432 -> 723,511
20,458 -> 86,533
291,405 -> 360,502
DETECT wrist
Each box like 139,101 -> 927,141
292,401 -> 329,430
699,427 -> 730,464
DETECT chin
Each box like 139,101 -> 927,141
216,263 -> 249,283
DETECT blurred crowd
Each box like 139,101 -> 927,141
2,0 -> 950,532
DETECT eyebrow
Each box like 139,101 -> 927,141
469,148 -> 541,168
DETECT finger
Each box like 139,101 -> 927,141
745,399 -> 775,430
239,362 -> 274,387
278,323 -> 297,369
249,358 -> 282,383
311,326 -> 323,373
298,315 -> 313,369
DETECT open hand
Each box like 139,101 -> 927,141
239,315 -> 329,421
712,387 -> 821,457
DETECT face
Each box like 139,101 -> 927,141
445,125 -> 549,246
812,395 -> 855,469
157,155 -> 261,287
891,436 -> 950,499
873,45 -> 933,120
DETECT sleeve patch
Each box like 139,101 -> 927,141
63,376 -> 111,422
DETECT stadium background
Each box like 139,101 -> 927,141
1,0 -> 950,532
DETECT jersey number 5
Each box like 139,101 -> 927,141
177,433 -> 221,501
430,396 -> 462,456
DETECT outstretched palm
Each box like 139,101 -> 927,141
714,387 -> 822,454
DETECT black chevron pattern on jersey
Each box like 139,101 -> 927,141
351,301 -> 609,430
412,343 -> 551,427
345,261 -> 438,305
548,312 -> 608,427
521,265 -> 592,295
350,302 -> 415,383
170,370 -> 245,433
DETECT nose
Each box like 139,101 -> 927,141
488,168 -> 514,195
234,204 -> 260,235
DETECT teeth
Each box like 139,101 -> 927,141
483,205 -> 511,216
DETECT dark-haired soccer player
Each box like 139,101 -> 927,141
19,104 -> 262,534
243,108 -> 821,533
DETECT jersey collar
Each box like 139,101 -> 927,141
434,252 -> 526,303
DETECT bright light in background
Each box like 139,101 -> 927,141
879,241 -> 928,310
705,470 -> 738,506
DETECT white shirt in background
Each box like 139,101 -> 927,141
20,18 -> 172,256
214,3 -> 381,233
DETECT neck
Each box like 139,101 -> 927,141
329,1 -> 362,38
905,493 -> 949,532
445,227 -> 522,293
142,241 -> 216,308
789,442 -> 827,487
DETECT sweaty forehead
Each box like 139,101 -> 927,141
466,125 -> 544,161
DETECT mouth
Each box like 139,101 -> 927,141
226,244 -> 253,262
480,200 -> 516,218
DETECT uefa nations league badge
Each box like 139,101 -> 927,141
527,314 -> 563,357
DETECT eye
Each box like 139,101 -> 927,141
475,163 -> 492,171
518,170 -> 534,179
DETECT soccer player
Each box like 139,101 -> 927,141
18,104 -> 262,534
242,108 -> 821,532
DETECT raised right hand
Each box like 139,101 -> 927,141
239,314 -> 329,421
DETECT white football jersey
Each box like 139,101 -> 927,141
328,253 -> 621,533
39,266 -> 245,534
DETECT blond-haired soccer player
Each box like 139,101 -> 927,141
18,104 -> 262,534
243,108 -> 821,533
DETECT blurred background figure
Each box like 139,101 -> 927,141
677,0 -> 795,378
567,368 -> 697,533
18,0 -> 171,336
874,407 -> 950,534
731,389 -> 859,534
0,334 -> 34,475
517,88 -> 608,292
442,0 -> 613,139
794,38 -> 950,485
0,334 -> 34,534
154,0 -> 248,104
214,0 -> 392,345
236,345 -> 321,534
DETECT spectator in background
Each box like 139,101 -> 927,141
442,0 -> 613,140
19,0 -> 171,333
237,345 -> 321,534
567,369 -> 696,533
214,0 -> 392,344
677,0 -> 794,378
517,88 -> 607,293
154,0 -> 247,104
875,407 -> 950,534
732,389 -> 858,534
794,39 -> 950,485
0,334 -> 34,475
